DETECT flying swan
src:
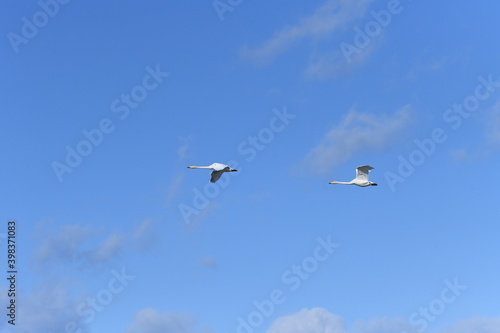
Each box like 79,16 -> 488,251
329,165 -> 378,187
187,163 -> 238,183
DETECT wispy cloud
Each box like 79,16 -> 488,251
0,280 -> 89,333
183,202 -> 219,231
166,174 -> 185,204
177,135 -> 194,161
407,55 -> 450,80
35,220 -> 157,268
240,0 -> 373,64
36,226 -> 126,267
199,256 -> 217,269
450,148 -> 472,162
485,100 -> 500,148
132,218 -> 158,252
165,136 -> 195,206
304,38 -> 379,80
125,308 -> 201,333
90,232 -> 125,262
301,105 -> 413,174
36,224 -> 96,264
11,220 -> 157,333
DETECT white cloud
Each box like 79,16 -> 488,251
240,0 -> 373,64
267,308 -> 346,333
125,308 -> 200,333
302,105 -> 413,174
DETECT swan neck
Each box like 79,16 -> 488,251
190,166 -> 212,169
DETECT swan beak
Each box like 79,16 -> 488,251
329,181 -> 337,184
187,166 -> 194,168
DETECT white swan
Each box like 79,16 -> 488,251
187,163 -> 237,183
329,165 -> 378,187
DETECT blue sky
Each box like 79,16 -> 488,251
2,0 -> 500,332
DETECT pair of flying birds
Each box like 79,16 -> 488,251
187,163 -> 378,187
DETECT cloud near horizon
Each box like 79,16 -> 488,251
267,308 -> 348,333
439,317 -> 500,333
266,308 -> 500,333
0,280 -> 89,333
302,105 -> 413,174
6,219 -> 158,333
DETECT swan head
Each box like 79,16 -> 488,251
329,181 -> 338,184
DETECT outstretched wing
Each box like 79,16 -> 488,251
355,165 -> 374,181
210,170 -> 224,183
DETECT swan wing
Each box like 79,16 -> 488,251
355,165 -> 374,181
210,170 -> 224,183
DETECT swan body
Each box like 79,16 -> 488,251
329,165 -> 378,187
187,163 -> 237,183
